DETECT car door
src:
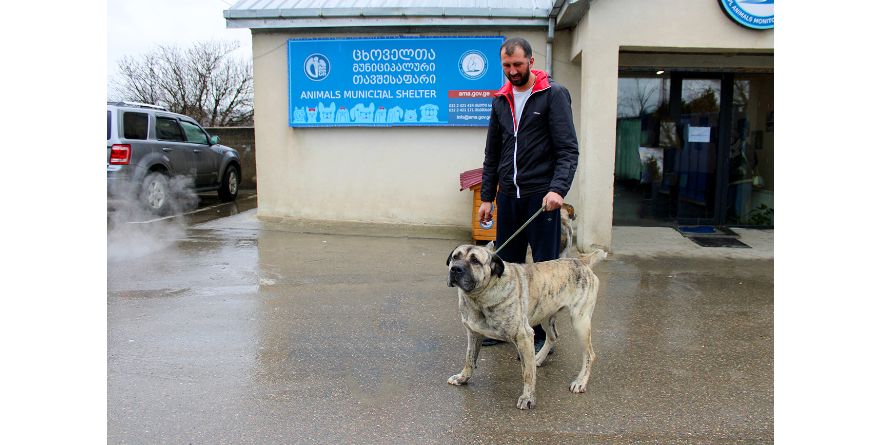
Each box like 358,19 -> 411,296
179,119 -> 218,188
154,115 -> 193,179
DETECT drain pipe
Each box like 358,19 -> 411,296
546,17 -> 555,77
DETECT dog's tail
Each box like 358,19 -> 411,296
578,248 -> 608,268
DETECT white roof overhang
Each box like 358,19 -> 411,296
223,1 -> 576,30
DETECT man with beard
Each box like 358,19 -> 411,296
477,37 -> 580,351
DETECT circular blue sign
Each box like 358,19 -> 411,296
304,53 -> 331,81
458,50 -> 488,80
718,0 -> 774,30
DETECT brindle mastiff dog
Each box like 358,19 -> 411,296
445,244 -> 606,409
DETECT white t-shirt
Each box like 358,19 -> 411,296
513,86 -> 532,129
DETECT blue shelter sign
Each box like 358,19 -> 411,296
718,0 -> 774,30
287,36 -> 505,127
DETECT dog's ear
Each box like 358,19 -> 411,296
446,247 -> 456,266
490,254 -> 505,278
563,203 -> 576,220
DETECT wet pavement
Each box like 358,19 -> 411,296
107,207 -> 773,444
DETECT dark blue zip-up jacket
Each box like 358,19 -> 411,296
481,69 -> 579,202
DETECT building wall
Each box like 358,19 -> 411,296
252,29 -> 561,232
568,0 -> 774,251
205,127 -> 257,189
249,0 -> 773,250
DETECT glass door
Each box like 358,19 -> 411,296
613,70 -> 773,228
667,76 -> 723,224
726,74 -> 774,226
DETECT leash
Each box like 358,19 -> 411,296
493,204 -> 546,255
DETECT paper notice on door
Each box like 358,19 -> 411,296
688,126 -> 711,143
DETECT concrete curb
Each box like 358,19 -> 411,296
610,226 -> 773,260
194,209 -> 471,240
195,209 -> 774,260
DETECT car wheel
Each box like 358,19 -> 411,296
140,172 -> 170,215
218,165 -> 239,202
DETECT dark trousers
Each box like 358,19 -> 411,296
495,191 -> 561,264
495,191 -> 561,344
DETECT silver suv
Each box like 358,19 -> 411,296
107,101 -> 241,214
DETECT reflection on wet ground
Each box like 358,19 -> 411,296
108,209 -> 773,444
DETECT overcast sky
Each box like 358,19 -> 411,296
107,0 -> 252,97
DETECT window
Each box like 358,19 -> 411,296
155,117 -> 184,142
726,74 -> 774,226
107,110 -> 112,140
613,70 -> 774,227
613,74 -> 672,226
180,120 -> 209,145
617,76 -> 670,120
123,112 -> 149,140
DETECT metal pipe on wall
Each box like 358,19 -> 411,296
546,17 -> 555,77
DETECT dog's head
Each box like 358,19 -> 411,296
445,244 -> 505,292
561,203 -> 576,221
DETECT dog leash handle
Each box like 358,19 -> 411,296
493,204 -> 546,255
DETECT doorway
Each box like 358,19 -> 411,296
613,70 -> 773,227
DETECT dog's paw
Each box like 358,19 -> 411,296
448,374 -> 468,386
516,394 -> 536,410
569,380 -> 587,393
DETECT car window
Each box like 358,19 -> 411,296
155,116 -> 185,142
123,112 -> 149,140
180,120 -> 209,145
107,110 -> 112,140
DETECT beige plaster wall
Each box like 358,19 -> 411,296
249,1 -> 773,248
568,0 -> 774,251
251,29 -> 549,230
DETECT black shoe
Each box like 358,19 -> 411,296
532,325 -> 546,352
481,338 -> 505,346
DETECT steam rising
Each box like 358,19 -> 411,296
107,176 -> 199,261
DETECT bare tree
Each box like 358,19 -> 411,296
617,78 -> 663,118
113,41 -> 253,127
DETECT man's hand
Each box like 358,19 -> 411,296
478,201 -> 494,224
542,192 -> 564,211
